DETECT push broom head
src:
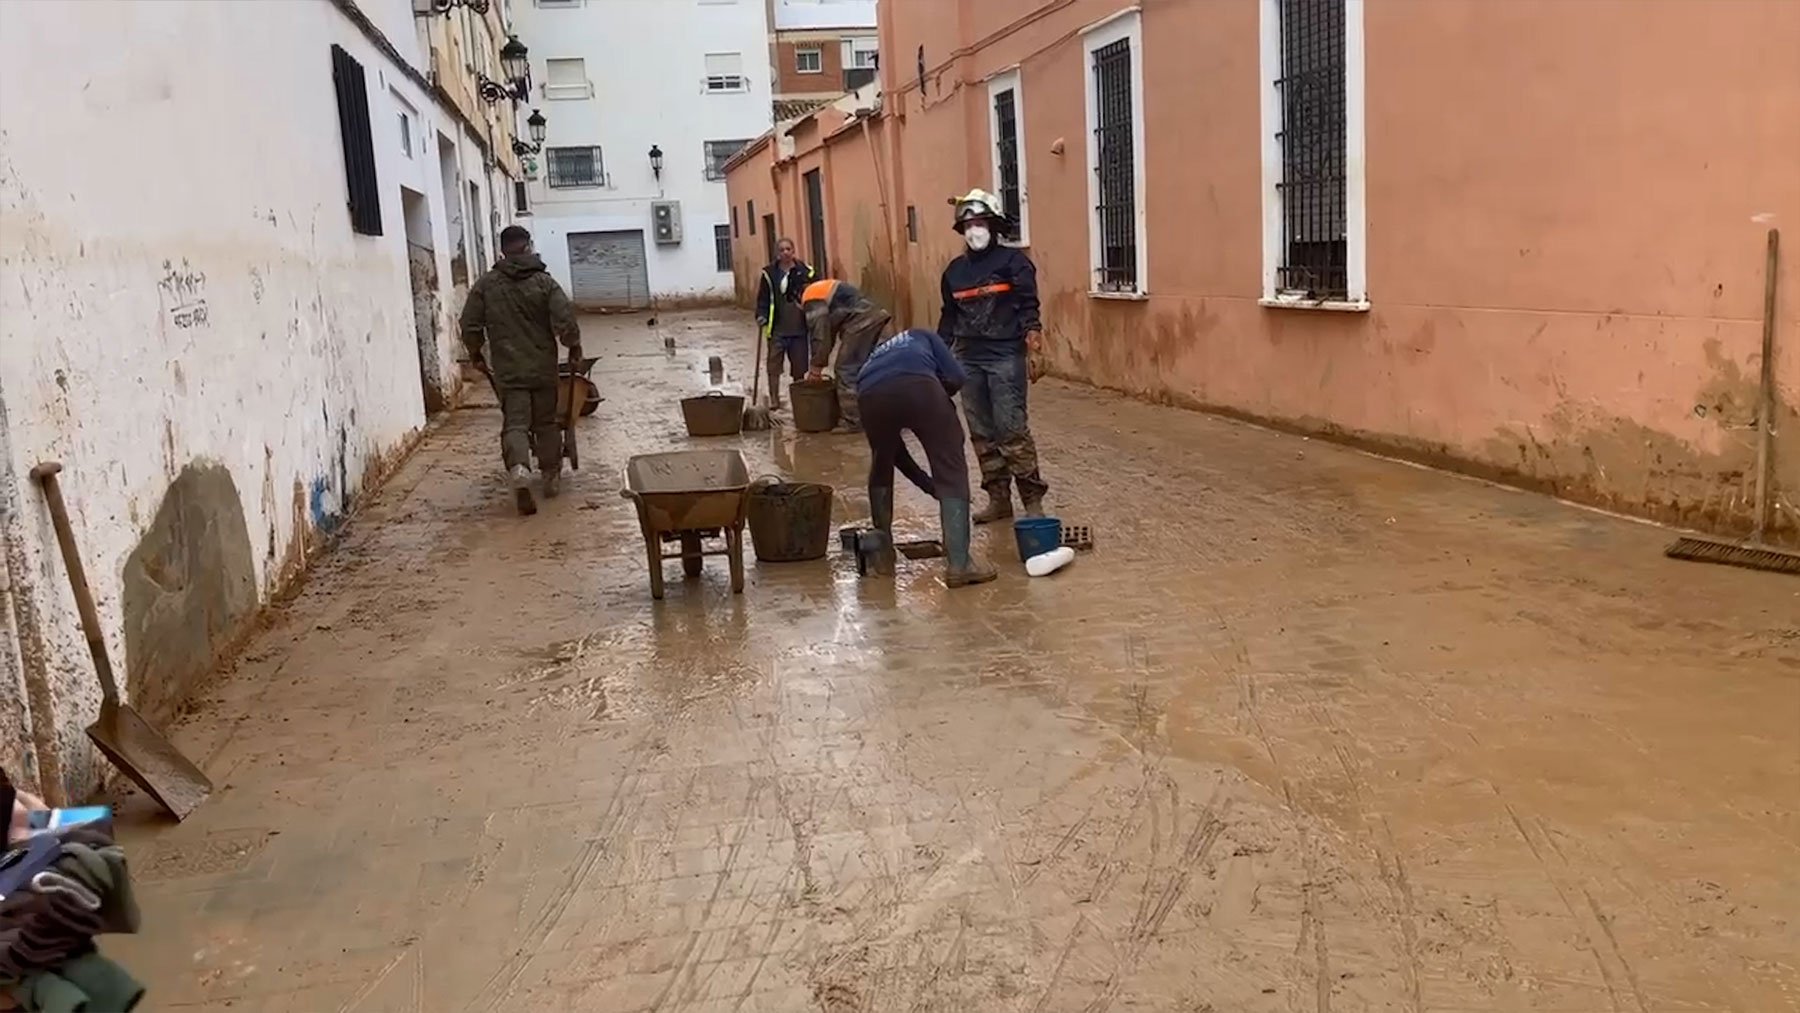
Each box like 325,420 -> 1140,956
742,401 -> 772,431
1665,536 -> 1800,575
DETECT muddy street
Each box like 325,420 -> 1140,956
107,309 -> 1798,1011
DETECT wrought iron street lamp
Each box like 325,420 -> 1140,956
499,36 -> 530,84
648,145 -> 664,181
512,109 -> 547,156
412,0 -> 490,15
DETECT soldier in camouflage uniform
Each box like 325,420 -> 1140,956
937,189 -> 1048,521
460,225 -> 581,516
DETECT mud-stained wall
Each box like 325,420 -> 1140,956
0,1 -> 494,797
844,0 -> 1800,543
120,464 -> 257,722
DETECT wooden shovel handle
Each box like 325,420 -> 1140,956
29,462 -> 121,704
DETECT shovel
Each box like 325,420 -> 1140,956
560,343 -> 584,470
29,462 -> 213,821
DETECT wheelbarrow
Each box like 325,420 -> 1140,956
621,450 -> 750,600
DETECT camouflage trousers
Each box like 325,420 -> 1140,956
498,383 -> 560,472
956,347 -> 1047,502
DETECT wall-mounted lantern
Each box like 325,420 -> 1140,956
478,38 -> 531,104
512,109 -> 547,156
499,36 -> 530,83
648,145 -> 664,181
412,0 -> 490,16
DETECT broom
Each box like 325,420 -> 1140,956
1666,228 -> 1800,574
742,324 -> 772,431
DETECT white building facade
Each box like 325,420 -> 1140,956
0,0 -> 524,799
513,0 -> 774,307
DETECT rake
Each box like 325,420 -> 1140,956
1666,228 -> 1800,575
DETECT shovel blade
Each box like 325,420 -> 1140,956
87,701 -> 212,821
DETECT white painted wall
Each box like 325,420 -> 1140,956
0,0 -> 510,796
514,0 -> 773,303
773,0 -> 877,31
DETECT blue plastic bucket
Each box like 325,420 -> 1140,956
1013,517 -> 1063,560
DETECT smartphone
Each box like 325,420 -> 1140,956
25,806 -> 112,832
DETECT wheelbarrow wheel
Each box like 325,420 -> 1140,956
727,527 -> 745,594
681,533 -> 704,579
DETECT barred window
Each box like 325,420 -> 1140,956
1091,38 -> 1135,291
993,86 -> 1021,241
704,139 -> 750,181
714,224 -> 732,272
545,146 -> 603,188
1274,0 -> 1347,299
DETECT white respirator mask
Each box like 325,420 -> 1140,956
963,225 -> 992,252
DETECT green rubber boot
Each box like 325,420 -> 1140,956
942,497 -> 998,587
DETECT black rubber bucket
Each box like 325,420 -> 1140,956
747,479 -> 835,562
790,379 -> 840,433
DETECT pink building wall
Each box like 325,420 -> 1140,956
735,0 -> 1800,542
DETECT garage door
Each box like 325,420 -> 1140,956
567,230 -> 650,309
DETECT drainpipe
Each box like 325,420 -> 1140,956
0,381 -> 67,804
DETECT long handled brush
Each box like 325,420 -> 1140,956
1666,228 -> 1800,575
743,325 -> 772,431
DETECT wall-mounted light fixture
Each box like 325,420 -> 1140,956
412,0 -> 490,16
478,38 -> 531,104
512,109 -> 547,156
648,145 -> 664,181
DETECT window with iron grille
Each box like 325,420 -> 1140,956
747,201 -> 757,233
704,139 -> 750,181
330,45 -> 382,236
1274,0 -> 1347,300
994,90 -> 1020,238
714,224 -> 733,272
989,67 -> 1028,245
1091,38 -> 1135,291
545,146 -> 603,188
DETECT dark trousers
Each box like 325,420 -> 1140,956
956,346 -> 1047,500
860,375 -> 971,503
499,383 -> 559,471
765,334 -> 807,396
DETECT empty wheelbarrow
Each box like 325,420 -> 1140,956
621,450 -> 751,600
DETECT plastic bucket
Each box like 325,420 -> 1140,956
747,479 -> 835,562
681,391 -> 745,437
790,379 -> 840,433
1013,517 -> 1063,561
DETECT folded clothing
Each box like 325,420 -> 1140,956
0,842 -> 138,981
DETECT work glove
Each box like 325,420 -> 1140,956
1025,329 -> 1046,383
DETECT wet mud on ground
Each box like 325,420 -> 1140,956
109,310 -> 1798,1011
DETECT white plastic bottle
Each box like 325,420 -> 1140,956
1025,546 -> 1075,577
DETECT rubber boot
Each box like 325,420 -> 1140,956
942,498 -> 998,587
866,484 -> 897,576
972,481 -> 1013,525
1020,492 -> 1045,518
510,464 -> 537,516
541,463 -> 562,499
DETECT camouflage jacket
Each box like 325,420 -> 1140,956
459,254 -> 579,387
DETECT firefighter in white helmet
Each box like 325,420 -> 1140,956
937,189 -> 1048,522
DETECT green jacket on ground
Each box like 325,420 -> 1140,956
459,253 -> 579,388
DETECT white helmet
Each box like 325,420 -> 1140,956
950,188 -> 1005,232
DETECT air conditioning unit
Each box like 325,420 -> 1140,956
651,200 -> 682,245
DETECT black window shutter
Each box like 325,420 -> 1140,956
331,45 -> 383,236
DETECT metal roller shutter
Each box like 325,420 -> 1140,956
567,230 -> 650,309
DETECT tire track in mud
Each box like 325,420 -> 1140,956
461,731 -> 656,1012
1500,799 -> 1647,1012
